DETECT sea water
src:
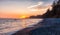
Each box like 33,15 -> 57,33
0,18 -> 43,35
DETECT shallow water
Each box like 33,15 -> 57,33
0,19 -> 43,35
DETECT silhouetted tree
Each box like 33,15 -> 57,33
29,0 -> 60,18
42,9 -> 51,18
42,0 -> 60,18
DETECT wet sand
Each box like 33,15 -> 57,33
12,18 -> 60,35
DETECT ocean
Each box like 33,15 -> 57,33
0,18 -> 43,35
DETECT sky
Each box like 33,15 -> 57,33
0,0 -> 54,18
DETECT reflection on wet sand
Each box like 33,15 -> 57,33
12,18 -> 60,35
0,19 -> 42,35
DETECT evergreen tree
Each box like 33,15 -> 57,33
52,1 -> 56,7
42,0 -> 60,18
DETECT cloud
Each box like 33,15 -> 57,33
27,1 -> 51,9
27,1 -> 52,15
27,1 -> 44,8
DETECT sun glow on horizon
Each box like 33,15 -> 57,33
20,16 -> 27,19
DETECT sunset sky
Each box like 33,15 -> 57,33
0,0 -> 54,18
